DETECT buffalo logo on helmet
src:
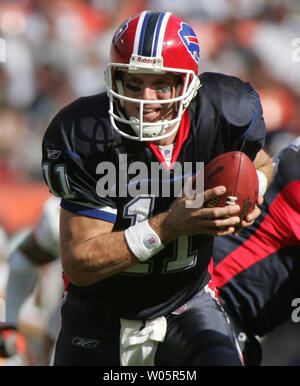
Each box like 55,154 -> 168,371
178,23 -> 200,64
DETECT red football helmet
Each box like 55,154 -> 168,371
105,10 -> 201,141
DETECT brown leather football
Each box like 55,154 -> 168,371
204,151 -> 259,220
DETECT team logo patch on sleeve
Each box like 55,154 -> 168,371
178,23 -> 200,64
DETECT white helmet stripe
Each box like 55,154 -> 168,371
133,10 -> 171,58
154,12 -> 171,57
133,10 -> 148,55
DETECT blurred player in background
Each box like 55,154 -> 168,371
0,197 -> 62,365
42,10 -> 272,366
213,136 -> 300,365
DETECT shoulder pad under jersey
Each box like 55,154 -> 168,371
52,93 -> 113,146
199,72 -> 261,127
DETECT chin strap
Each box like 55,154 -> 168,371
129,116 -> 171,138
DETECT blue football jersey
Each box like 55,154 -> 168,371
42,72 -> 266,319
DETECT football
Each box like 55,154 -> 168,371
204,151 -> 259,220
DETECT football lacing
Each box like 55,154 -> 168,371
226,196 -> 238,206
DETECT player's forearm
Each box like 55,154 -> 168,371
20,234 -> 55,265
62,230 -> 138,285
254,149 -> 274,189
61,186 -> 241,286
61,211 -> 177,286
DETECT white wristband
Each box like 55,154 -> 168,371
256,170 -> 268,195
124,220 -> 164,262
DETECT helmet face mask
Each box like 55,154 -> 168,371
105,10 -> 201,141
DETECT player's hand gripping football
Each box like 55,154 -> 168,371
153,185 -> 243,240
239,192 -> 263,230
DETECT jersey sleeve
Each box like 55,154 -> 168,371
41,100 -> 117,223
231,87 -> 266,161
199,72 -> 267,161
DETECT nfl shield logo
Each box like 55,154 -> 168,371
143,234 -> 159,249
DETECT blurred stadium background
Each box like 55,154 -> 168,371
0,0 -> 299,366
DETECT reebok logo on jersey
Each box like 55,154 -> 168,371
47,148 -> 61,160
72,336 -> 100,349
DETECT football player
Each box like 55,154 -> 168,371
42,10 -> 273,366
213,137 -> 300,365
0,196 -> 62,365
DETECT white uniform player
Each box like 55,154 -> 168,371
1,197 -> 62,365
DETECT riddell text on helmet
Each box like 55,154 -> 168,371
136,56 -> 158,64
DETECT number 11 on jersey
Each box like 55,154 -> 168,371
123,196 -> 197,275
